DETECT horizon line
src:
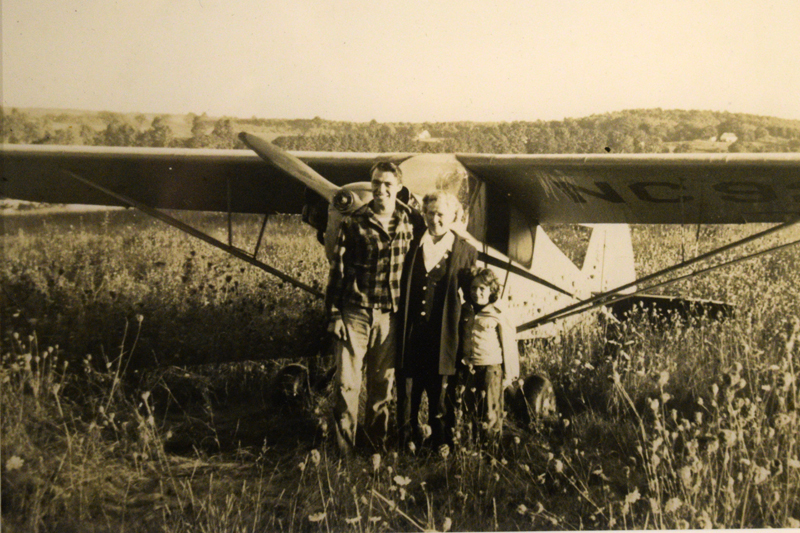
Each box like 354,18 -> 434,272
4,104 -> 800,125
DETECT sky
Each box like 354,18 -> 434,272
3,0 -> 800,123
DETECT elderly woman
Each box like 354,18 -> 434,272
396,190 -> 477,452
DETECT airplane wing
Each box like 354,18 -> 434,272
5,141 -> 800,336
1,144 -> 380,213
458,153 -> 800,224
3,144 -> 799,224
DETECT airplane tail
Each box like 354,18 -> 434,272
581,224 -> 637,295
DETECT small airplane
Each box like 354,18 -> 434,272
3,134 -> 800,355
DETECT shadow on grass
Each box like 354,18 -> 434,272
142,360 -> 333,457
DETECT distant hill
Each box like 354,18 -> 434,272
3,107 -> 799,154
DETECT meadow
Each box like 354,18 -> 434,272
2,209 -> 799,531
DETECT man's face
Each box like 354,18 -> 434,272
371,171 -> 401,212
423,199 -> 456,237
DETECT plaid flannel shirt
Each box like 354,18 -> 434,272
326,201 -> 417,320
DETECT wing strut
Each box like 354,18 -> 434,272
536,234 -> 800,327
60,169 -> 325,299
227,177 -> 233,247
253,213 -> 270,259
517,217 -> 800,333
477,251 -> 575,298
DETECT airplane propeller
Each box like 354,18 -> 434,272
239,132 -> 340,203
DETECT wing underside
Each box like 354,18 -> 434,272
459,153 -> 800,224
3,145 -> 800,225
1,145 -> 379,213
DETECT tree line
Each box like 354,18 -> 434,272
3,107 -> 800,153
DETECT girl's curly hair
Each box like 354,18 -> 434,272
467,267 -> 501,303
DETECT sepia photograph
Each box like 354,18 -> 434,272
2,1 -> 800,531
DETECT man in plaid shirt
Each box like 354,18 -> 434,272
326,161 -> 423,453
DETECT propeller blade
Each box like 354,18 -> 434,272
239,132 -> 339,203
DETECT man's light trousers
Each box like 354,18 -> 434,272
333,306 -> 396,451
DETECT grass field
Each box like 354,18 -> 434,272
2,209 -> 799,531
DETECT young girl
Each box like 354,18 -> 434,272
458,268 -> 519,443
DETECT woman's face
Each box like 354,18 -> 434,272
423,199 -> 455,237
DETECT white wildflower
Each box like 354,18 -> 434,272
696,512 -> 713,529
310,449 -> 321,467
720,429 -> 737,448
665,497 -> 682,513
625,487 -> 641,505
679,466 -> 693,486
753,466 -> 771,485
421,424 -> 432,440
439,444 -> 450,459
442,517 -> 452,532
393,475 -> 411,487
5,456 -> 24,471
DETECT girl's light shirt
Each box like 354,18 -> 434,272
463,303 -> 520,383
465,308 -> 504,366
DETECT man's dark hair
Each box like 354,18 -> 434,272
467,267 -> 502,304
370,160 -> 403,183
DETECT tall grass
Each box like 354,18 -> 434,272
2,210 -> 799,530
2,210 -> 328,367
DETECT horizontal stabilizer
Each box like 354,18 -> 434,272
606,294 -> 733,321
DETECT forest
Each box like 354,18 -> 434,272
3,106 -> 800,154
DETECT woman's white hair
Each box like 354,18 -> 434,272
422,190 -> 462,219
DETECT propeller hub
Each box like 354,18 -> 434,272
332,189 -> 356,212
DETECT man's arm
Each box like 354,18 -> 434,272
325,220 -> 349,339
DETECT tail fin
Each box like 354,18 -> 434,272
581,224 -> 637,295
